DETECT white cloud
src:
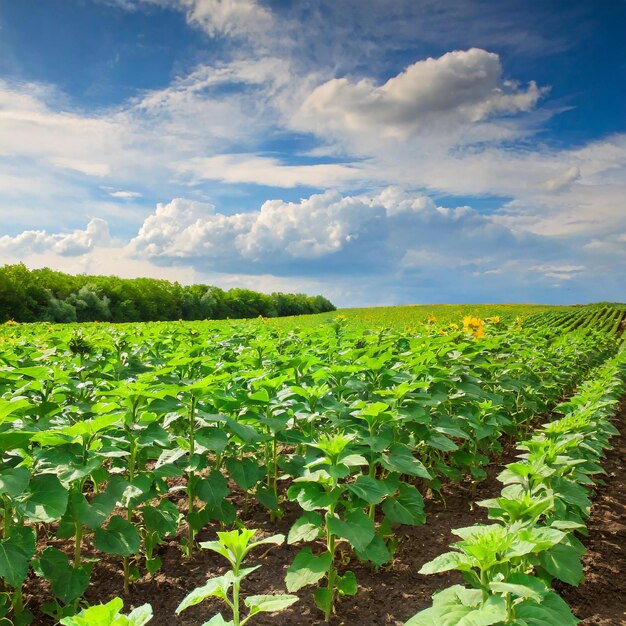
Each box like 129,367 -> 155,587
127,189 -> 543,274
0,218 -> 110,257
109,190 -> 143,199
294,49 -> 545,143
172,153 -> 363,187
542,165 -> 580,192
182,0 -> 273,38
531,264 -> 585,281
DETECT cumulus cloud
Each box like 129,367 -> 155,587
294,49 -> 545,142
0,218 -> 110,257
127,189 -> 552,277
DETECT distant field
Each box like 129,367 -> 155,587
269,302 -> 571,328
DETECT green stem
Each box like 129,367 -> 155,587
187,396 -> 197,556
12,587 -> 23,615
232,562 -> 241,626
123,557 -> 130,595
324,529 -> 336,622
74,521 -> 83,568
3,496 -> 11,539
124,433 -> 137,594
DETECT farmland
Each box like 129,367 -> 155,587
0,303 -> 624,625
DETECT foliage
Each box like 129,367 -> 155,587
176,528 -> 297,625
0,263 -> 336,323
406,350 -> 626,625
0,304 -> 622,622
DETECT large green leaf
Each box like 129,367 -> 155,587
225,457 -> 262,491
382,483 -> 425,525
196,470 -> 230,508
379,444 -> 432,479
0,526 -> 36,587
514,591 -> 579,625
195,427 -> 228,454
347,475 -> 389,504
245,594 -> 299,616
288,512 -> 323,544
0,467 -> 30,498
539,543 -> 584,586
34,547 -> 91,605
20,474 -> 69,523
176,573 -> 234,613
93,515 -> 141,556
285,548 -> 331,592
405,585 -> 507,625
326,509 -> 375,553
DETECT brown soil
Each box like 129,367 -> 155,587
558,402 -> 626,626
22,406 -> 626,626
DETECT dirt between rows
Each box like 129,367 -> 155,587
23,406 -> 626,626
558,402 -> 626,625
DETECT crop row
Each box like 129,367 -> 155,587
0,314 -> 620,624
407,346 -> 626,624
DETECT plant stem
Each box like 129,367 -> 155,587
123,557 -> 130,595
74,521 -> 83,568
232,561 -> 241,626
187,395 -> 197,556
2,496 -> 11,539
324,529 -> 336,622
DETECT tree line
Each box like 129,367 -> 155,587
0,264 -> 336,323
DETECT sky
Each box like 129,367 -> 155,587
0,0 -> 624,307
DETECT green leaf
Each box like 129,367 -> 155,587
0,526 -> 36,587
33,547 -> 91,604
196,471 -> 230,508
380,444 -> 432,479
285,548 -> 331,592
382,483 -> 425,525
288,512 -> 323,544
287,482 -> 333,511
141,500 -> 179,536
225,457 -> 262,491
355,534 -> 392,567
59,597 -> 152,626
176,573 -> 234,613
405,585 -> 507,626
93,515 -> 141,556
426,433 -> 458,452
201,615 -> 234,626
195,428 -> 228,454
419,552 -> 471,575
245,594 -> 299,615
127,604 -> 154,626
20,474 -> 69,523
0,468 -> 30,498
255,485 -> 279,511
59,598 -> 124,626
224,417 -> 261,444
313,587 -> 332,613
539,543 -> 584,586
347,475 -> 389,504
326,509 -> 375,552
515,591 -> 579,625
336,570 -> 357,596
70,491 -> 115,530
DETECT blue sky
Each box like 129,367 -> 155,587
0,0 -> 624,306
